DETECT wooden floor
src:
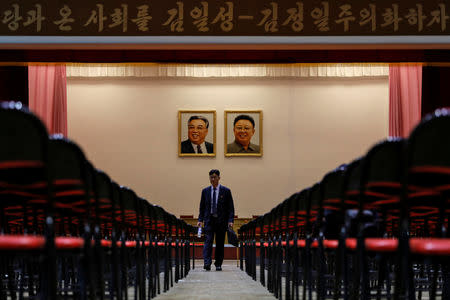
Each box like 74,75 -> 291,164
154,260 -> 276,300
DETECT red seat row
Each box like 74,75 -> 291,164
0,101 -> 196,300
239,108 -> 450,300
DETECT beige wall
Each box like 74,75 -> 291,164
67,76 -> 388,218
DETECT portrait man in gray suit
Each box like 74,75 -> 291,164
227,114 -> 260,153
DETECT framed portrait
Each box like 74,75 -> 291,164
225,110 -> 263,157
178,110 -> 216,157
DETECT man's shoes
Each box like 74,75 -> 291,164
215,266 -> 222,271
203,265 -> 211,271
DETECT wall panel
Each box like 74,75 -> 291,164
67,76 -> 388,217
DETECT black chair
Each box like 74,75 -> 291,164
281,193 -> 300,300
47,136 -> 95,299
398,108 -> 450,299
319,165 -> 348,300
355,138 -> 404,300
0,102 -> 55,299
152,205 -> 171,294
93,169 -> 121,300
138,198 -> 155,299
118,186 -> 143,300
292,188 -> 310,300
306,183 -> 321,300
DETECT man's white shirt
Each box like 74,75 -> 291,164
191,142 -> 207,154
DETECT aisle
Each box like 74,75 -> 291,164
155,261 -> 276,300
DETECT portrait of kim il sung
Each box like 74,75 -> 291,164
225,110 -> 263,157
179,110 -> 216,157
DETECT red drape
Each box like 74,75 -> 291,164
389,65 -> 422,137
28,65 -> 68,135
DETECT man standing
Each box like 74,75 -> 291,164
197,169 -> 235,271
181,116 -> 214,154
227,115 -> 260,153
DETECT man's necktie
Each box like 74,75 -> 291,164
197,144 -> 203,154
212,187 -> 217,216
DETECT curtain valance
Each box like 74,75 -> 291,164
66,63 -> 388,78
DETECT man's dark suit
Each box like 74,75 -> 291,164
181,139 -> 214,153
198,185 -> 234,268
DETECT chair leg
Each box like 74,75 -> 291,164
120,243 -> 128,300
169,242 -> 173,288
261,241 -> 266,287
376,256 -> 386,300
111,240 -> 121,300
253,241 -> 257,281
192,241 -> 195,270
174,241 -> 179,283
430,262 -> 439,300
155,242 -> 160,295
305,243 -> 312,300
180,241 -> 184,279
95,238 -> 105,300
278,238 -> 283,299
358,238 -> 370,300
443,263 -> 450,299
292,241 -> 299,300
286,240 -> 291,300
333,240 -> 344,300
7,260 -> 16,300
239,242 -> 243,271
317,240 -> 326,300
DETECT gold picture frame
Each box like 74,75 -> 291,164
225,110 -> 263,157
178,110 -> 216,157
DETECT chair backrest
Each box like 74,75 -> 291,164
111,181 -> 123,234
138,198 -> 152,239
308,183 -> 322,238
320,165 -> 347,239
169,213 -> 178,238
120,187 -> 139,239
0,102 -> 49,162
94,170 -> 115,239
261,212 -> 271,239
0,102 -> 51,234
48,136 -> 90,236
360,139 -> 404,237
406,108 -> 450,238
268,206 -> 278,237
283,192 -> 299,235
296,189 -> 309,238
152,205 -> 167,238
341,159 -> 366,237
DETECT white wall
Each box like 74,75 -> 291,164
67,76 -> 389,218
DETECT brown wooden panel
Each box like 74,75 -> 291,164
1,49 -> 449,63
0,0 -> 448,36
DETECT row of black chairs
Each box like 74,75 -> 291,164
239,108 -> 450,300
0,101 -> 197,299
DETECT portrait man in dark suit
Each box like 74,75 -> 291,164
181,115 -> 213,154
197,169 -> 235,271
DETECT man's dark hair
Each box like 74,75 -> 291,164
233,114 -> 255,128
209,169 -> 220,176
188,115 -> 209,128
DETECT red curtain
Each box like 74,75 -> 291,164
389,65 -> 422,137
28,65 -> 68,135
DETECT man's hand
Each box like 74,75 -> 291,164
228,222 -> 233,229
197,221 -> 203,228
